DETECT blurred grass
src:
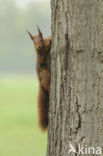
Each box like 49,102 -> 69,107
0,76 -> 47,156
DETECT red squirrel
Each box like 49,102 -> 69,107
28,27 -> 52,131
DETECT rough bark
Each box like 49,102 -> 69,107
47,0 -> 103,156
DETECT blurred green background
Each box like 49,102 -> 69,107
0,0 -> 51,155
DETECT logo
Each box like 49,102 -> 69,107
68,143 -> 102,155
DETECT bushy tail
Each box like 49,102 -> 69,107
38,85 -> 49,131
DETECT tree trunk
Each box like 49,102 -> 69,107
47,0 -> 103,156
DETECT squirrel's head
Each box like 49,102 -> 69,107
27,27 -> 44,54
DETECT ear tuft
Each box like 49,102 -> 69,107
37,26 -> 43,38
27,30 -> 34,41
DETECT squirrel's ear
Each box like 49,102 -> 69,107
37,26 -> 43,38
27,30 -> 34,41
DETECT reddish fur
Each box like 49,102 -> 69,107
38,86 -> 49,131
28,28 -> 52,131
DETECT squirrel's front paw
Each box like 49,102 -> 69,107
48,86 -> 50,92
